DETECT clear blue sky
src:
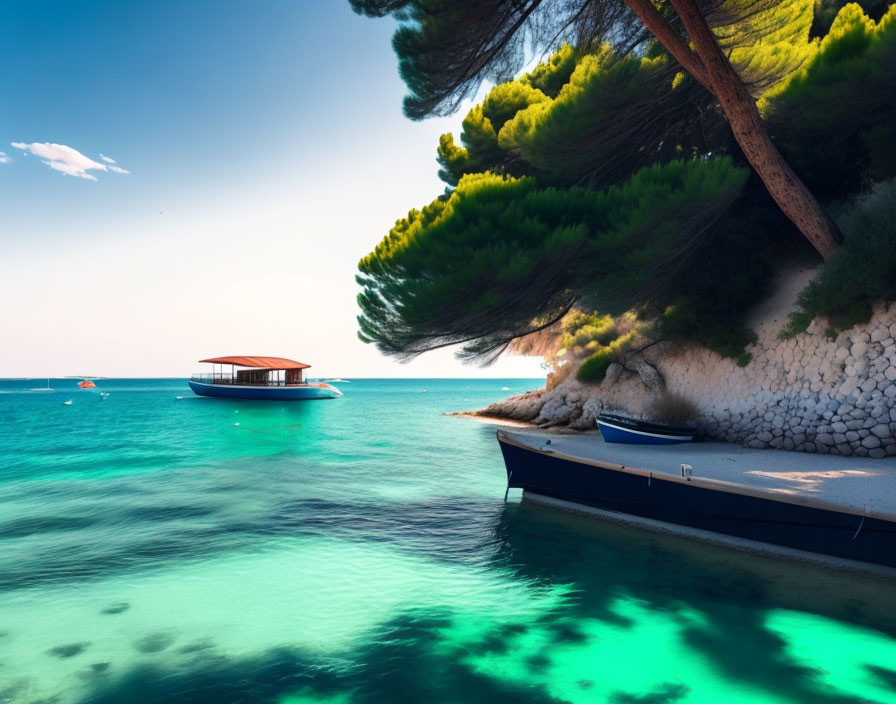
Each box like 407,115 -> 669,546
0,1 -> 545,378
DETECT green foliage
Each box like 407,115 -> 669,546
498,50 -> 727,189
355,0 -> 896,366
573,325 -> 642,383
560,311 -> 616,351
810,0 -> 892,36
651,193 -> 779,361
724,0 -> 818,94
436,77 -> 551,186
765,3 -> 896,200
783,180 -> 896,336
436,134 -> 469,187
520,44 -> 579,97
576,347 -> 614,383
357,158 -> 748,361
778,309 -> 815,339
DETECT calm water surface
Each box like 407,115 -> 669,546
1,378 -> 894,704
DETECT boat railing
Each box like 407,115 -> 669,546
190,374 -> 309,387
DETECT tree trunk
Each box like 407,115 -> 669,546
668,0 -> 842,260
623,0 -> 711,90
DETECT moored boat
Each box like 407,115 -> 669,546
596,412 -> 695,445
497,430 -> 896,572
78,380 -> 97,389
188,356 -> 343,400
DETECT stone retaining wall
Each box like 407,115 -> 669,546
480,300 -> 896,458
653,304 -> 896,457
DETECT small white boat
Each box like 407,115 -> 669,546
63,400 -> 73,405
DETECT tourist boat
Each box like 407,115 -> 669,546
78,380 -> 96,389
596,412 -> 695,445
496,430 -> 896,572
188,356 -> 343,400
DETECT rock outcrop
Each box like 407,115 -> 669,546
478,273 -> 896,457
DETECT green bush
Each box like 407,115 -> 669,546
576,347 -> 615,383
782,180 -> 896,336
560,311 -> 616,351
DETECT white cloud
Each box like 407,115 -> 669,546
10,141 -> 129,181
0,151 -> 10,164
99,153 -> 116,164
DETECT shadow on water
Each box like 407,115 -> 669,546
57,500 -> 896,704
71,615 -> 566,704
488,502 -> 896,704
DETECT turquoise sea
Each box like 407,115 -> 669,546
1,377 -> 895,704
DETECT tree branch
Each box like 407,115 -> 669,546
622,0 -> 711,91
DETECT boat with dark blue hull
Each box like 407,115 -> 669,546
596,412 -> 696,445
497,431 -> 896,572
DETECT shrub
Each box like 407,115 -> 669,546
560,311 -> 616,351
782,180 -> 896,336
574,327 -> 644,383
576,347 -> 615,383
647,392 -> 700,425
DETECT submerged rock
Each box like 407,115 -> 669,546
47,642 -> 90,659
134,632 -> 176,654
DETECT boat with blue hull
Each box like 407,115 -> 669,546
596,413 -> 696,445
497,431 -> 896,572
188,356 -> 342,401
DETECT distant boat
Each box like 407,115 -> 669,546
29,378 -> 54,392
596,413 -> 695,445
188,356 -> 343,400
63,399 -> 73,405
78,380 -> 96,389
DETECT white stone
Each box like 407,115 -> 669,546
840,377 -> 859,397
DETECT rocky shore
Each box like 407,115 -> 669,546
470,273 -> 896,457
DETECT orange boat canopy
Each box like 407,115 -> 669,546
199,356 -> 311,370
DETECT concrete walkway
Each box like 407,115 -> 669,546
502,431 -> 896,520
